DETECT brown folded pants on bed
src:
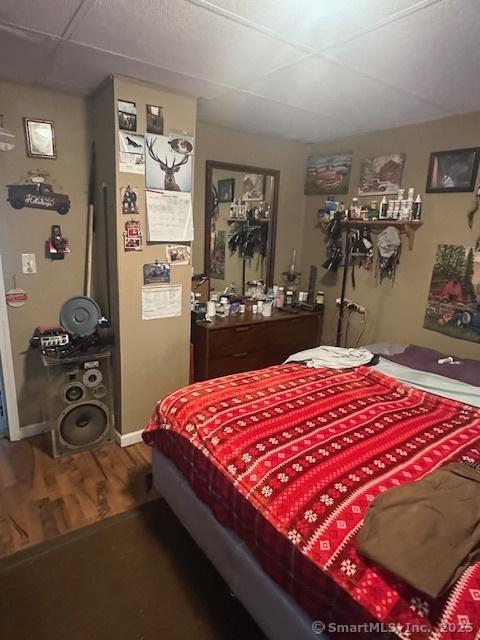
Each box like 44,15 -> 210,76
356,462 -> 480,598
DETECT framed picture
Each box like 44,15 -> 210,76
146,104 -> 164,134
143,262 -> 170,285
358,153 -> 405,196
242,174 -> 264,201
426,147 -> 480,193
218,178 -> 234,202
118,100 -> 137,132
304,152 -> 352,195
23,119 -> 56,159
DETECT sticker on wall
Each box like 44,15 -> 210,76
146,104 -> 164,135
123,219 -> 143,251
118,100 -> 137,132
6,288 -> 28,307
166,244 -> 191,266
120,185 -> 139,214
145,134 -> 192,192
424,244 -> 480,344
6,175 -> 70,214
143,262 -> 170,285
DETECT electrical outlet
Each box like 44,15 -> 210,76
21,253 -> 37,274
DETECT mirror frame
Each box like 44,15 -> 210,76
204,160 -> 280,292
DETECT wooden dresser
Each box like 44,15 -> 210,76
192,309 -> 323,381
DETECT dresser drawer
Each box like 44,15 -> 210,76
208,348 -> 288,379
209,315 -> 319,358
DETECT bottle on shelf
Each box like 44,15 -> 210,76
276,286 -> 285,308
412,194 -> 423,220
379,196 -> 388,219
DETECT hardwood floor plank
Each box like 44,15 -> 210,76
0,436 -> 155,558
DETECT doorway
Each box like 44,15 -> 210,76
0,249 -> 21,440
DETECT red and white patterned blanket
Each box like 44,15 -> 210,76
143,364 -> 480,640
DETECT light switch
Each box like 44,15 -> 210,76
22,253 -> 37,274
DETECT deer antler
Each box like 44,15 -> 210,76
146,137 -> 168,171
170,154 -> 190,172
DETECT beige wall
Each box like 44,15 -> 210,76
0,80 -> 89,427
91,76 -> 196,435
193,122 -> 306,284
300,112 -> 480,359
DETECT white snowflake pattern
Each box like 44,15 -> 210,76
211,436 -> 220,445
288,529 -> 301,545
277,473 -> 289,483
306,456 -> 316,464
331,442 -> 341,450
334,483 -> 347,493
269,437 -> 279,445
348,474 -> 360,482
318,448 -> 329,457
373,459 -> 385,468
292,463 -> 303,472
304,509 -> 318,523
340,559 -> 357,577
185,423 -> 195,433
261,486 -> 273,497
237,420 -> 247,427
362,466 -> 373,475
320,494 -> 334,506
242,453 -> 252,463
227,465 -> 237,475
256,443 -> 266,451
409,596 -> 429,618
224,426 -> 233,434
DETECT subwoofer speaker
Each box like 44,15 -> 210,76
42,350 -> 114,458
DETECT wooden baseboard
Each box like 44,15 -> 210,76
114,429 -> 144,447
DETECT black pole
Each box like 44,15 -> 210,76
336,225 -> 350,347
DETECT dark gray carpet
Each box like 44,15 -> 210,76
0,499 -> 267,640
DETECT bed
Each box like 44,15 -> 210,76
143,347 -> 480,640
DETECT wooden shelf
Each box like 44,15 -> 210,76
317,219 -> 423,250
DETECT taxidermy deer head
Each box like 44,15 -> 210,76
146,138 -> 189,191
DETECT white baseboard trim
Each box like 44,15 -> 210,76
115,428 -> 144,447
20,421 -> 48,439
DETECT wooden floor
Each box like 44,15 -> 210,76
0,435 -> 156,559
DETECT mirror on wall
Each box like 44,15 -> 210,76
205,161 -> 279,296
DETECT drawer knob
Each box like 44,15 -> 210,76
233,352 -> 248,358
234,326 -> 250,332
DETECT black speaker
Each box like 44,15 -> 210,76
41,350 -> 114,458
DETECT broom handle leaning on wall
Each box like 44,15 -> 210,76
84,142 -> 96,298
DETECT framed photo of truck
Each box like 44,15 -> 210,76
7,182 -> 70,214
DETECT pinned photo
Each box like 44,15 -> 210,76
146,104 -> 164,135
166,244 -> 191,265
143,262 -> 171,285
145,134 -> 192,192
119,131 -> 144,154
120,185 -> 139,214
119,152 -> 145,175
118,100 -> 137,132
123,219 -> 142,251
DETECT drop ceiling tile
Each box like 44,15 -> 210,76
328,0 -> 480,112
46,40 -> 228,98
204,0 -> 425,50
0,0 -> 81,36
0,26 -> 58,86
248,55 -> 447,133
198,90 -> 357,142
70,0 -> 301,89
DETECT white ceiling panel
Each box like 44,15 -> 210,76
199,90 -> 355,142
0,26 -> 58,86
46,40 -> 228,99
202,0 -> 430,50
0,0 -> 82,37
248,55 -> 448,133
328,0 -> 480,113
70,0 -> 302,89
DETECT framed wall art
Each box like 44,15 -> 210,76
426,147 -> 480,193
217,178 -> 234,202
242,174 -> 264,201
23,118 -> 56,159
358,153 -> 405,196
304,152 -> 352,195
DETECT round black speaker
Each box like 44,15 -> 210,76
60,297 -> 101,337
63,382 -> 85,403
58,401 -> 108,447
